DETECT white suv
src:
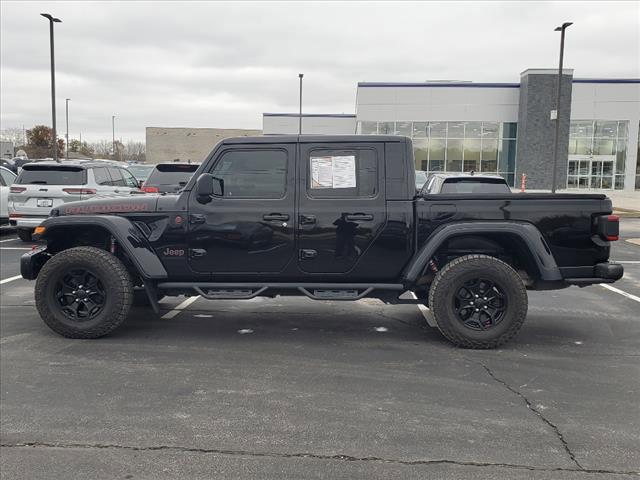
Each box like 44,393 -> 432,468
8,161 -> 141,241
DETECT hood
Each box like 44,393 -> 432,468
54,195 -> 161,217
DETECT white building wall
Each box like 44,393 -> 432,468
356,85 -> 520,122
262,115 -> 356,135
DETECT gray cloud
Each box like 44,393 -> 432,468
1,1 -> 638,142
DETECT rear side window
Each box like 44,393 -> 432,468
107,167 -> 126,187
209,150 -> 287,199
17,166 -> 85,185
307,148 -> 377,198
0,168 -> 16,186
440,179 -> 510,194
146,164 -> 199,187
92,168 -> 112,186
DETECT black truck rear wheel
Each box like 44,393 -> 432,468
428,254 -> 528,349
35,247 -> 133,338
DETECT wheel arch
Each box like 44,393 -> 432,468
38,215 -> 168,281
403,221 -> 562,286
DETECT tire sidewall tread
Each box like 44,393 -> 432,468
35,246 -> 133,339
428,254 -> 528,349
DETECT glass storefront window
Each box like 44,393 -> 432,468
429,160 -> 445,172
378,122 -> 394,135
593,138 -> 615,155
447,122 -> 465,138
395,121 -> 412,136
429,138 -> 446,161
618,121 -> 628,138
464,122 -> 482,138
446,139 -> 463,171
595,121 -> 618,138
358,121 -> 377,135
568,138 -> 593,155
482,122 -> 499,138
502,122 -> 517,139
570,121 -> 593,138
463,139 -> 481,161
429,122 -> 447,138
413,138 -> 428,171
498,139 -> 516,173
412,122 -> 428,137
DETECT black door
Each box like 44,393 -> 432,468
297,142 -> 387,275
187,145 -> 295,275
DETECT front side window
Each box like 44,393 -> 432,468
120,169 -> 139,188
210,149 -> 287,199
307,148 -> 377,198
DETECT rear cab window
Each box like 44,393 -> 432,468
16,165 -> 86,185
440,178 -> 511,194
146,164 -> 199,186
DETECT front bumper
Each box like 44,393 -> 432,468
20,246 -> 51,280
564,262 -> 624,286
9,216 -> 47,229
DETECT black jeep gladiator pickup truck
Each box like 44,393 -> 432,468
21,135 -> 623,348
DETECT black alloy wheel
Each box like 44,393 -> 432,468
55,268 -> 107,321
454,278 -> 507,331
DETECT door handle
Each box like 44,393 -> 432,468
345,213 -> 373,221
299,214 -> 316,225
190,248 -> 206,258
114,189 -> 120,193
189,214 -> 206,224
263,213 -> 289,221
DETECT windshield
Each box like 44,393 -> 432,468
145,164 -> 199,186
16,165 -> 85,185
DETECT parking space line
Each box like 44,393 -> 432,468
614,261 -> 640,264
0,238 -> 18,243
160,295 -> 201,319
0,247 -> 31,250
0,275 -> 23,285
600,284 -> 640,303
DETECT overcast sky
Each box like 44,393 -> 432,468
1,1 -> 638,143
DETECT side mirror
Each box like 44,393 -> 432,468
196,174 -> 224,204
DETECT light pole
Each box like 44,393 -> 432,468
41,13 -> 62,162
112,115 -> 116,160
65,98 -> 70,160
298,73 -> 304,135
551,21 -> 572,193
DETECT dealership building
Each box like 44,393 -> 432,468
263,70 -> 640,191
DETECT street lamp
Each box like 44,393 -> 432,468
112,115 -> 116,160
65,98 -> 71,161
41,13 -> 62,162
551,21 -> 572,193
298,73 -> 304,135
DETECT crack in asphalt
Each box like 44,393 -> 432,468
480,363 -> 584,471
1,441 -> 637,475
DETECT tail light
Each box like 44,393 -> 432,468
62,188 -> 97,195
10,186 -> 26,193
142,185 -> 159,193
596,214 -> 619,241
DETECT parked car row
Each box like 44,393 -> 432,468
4,160 -> 200,241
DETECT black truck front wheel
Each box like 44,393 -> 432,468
428,254 -> 528,349
35,247 -> 133,338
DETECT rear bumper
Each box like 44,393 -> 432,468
563,262 -> 624,286
20,246 -> 51,280
9,216 -> 47,228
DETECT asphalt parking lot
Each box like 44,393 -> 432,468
1,221 -> 639,479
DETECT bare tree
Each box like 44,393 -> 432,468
0,127 -> 26,146
124,140 -> 146,162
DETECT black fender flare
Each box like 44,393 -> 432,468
402,221 -> 562,284
39,215 -> 168,280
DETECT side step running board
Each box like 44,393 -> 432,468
157,282 -> 404,301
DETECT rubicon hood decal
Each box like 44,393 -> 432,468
61,197 -> 158,215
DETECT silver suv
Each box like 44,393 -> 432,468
8,160 -> 142,241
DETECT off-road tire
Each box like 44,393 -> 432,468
35,247 -> 133,338
17,228 -> 33,242
428,254 -> 528,349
